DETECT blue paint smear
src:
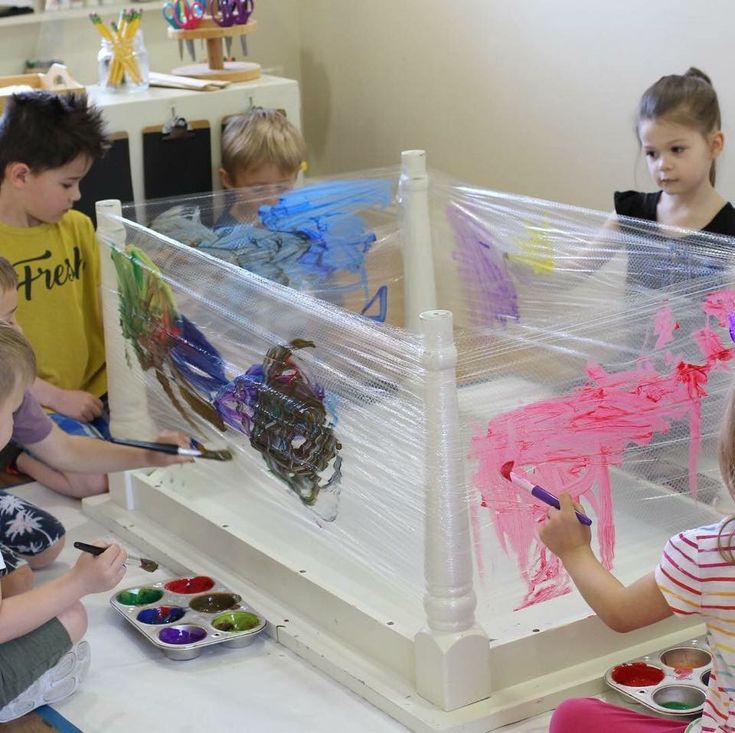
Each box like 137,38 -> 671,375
169,315 -> 228,397
149,179 -> 394,322
203,179 -> 393,320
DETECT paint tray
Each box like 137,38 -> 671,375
110,575 -> 267,660
604,636 -> 710,718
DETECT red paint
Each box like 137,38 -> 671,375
611,662 -> 665,687
500,461 -> 514,481
165,576 -> 215,594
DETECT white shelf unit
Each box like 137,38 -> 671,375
0,1 -> 159,28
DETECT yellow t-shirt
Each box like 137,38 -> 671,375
0,210 -> 107,397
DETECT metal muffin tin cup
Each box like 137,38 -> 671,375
110,576 -> 267,660
605,637 -> 711,717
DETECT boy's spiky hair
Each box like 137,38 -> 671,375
0,323 -> 35,404
0,256 -> 17,294
0,91 -> 110,179
221,107 -> 306,178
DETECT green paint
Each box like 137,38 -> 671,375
117,588 -> 165,606
111,246 -> 178,372
212,611 -> 261,632
660,701 -> 696,710
111,244 -> 225,431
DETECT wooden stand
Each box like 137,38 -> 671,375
169,18 -> 260,82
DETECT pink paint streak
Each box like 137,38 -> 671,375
471,289 -> 735,609
654,302 -> 679,349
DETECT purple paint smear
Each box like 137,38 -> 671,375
448,204 -> 519,327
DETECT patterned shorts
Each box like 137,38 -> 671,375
0,492 -> 65,576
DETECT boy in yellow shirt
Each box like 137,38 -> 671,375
0,92 -> 110,496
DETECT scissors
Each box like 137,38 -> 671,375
161,0 -> 204,30
209,0 -> 253,27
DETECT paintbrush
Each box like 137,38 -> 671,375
108,437 -> 232,461
500,461 -> 593,526
73,541 -> 159,573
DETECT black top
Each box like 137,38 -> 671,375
613,190 -> 735,289
614,190 -> 735,236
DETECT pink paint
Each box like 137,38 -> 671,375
471,290 -> 735,608
693,327 -> 733,367
702,290 -> 735,327
654,302 -> 679,349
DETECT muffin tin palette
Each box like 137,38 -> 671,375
605,637 -> 711,718
111,575 -> 267,660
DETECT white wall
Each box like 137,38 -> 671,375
3,2 -> 734,212
297,0 -> 735,211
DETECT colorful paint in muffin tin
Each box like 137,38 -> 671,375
110,577 -> 266,660
605,637 -> 711,717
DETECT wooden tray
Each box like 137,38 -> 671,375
0,64 -> 84,111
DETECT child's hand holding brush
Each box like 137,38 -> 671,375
71,541 -> 128,593
74,542 -> 158,573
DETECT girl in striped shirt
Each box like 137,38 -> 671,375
539,399 -> 735,732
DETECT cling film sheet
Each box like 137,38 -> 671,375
98,169 -> 735,635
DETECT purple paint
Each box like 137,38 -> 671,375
158,625 -> 208,645
448,204 -> 519,327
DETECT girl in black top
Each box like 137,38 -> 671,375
610,68 -> 735,289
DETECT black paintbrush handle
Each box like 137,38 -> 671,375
109,437 -> 182,455
73,541 -> 106,556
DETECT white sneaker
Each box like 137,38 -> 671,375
0,640 -> 91,722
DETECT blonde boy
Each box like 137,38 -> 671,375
218,107 -> 306,222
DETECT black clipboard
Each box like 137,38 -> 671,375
75,132 -> 134,226
143,119 -> 212,200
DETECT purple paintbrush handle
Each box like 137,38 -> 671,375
531,485 -> 593,526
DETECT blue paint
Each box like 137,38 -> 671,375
153,179 -> 394,322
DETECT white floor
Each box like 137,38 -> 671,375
16,481 -> 556,732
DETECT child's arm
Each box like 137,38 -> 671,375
31,378 -> 103,422
0,543 -> 125,644
539,493 -> 672,632
23,425 -> 194,474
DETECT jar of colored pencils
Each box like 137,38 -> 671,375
92,10 -> 149,92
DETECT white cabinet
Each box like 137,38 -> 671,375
87,74 -> 301,205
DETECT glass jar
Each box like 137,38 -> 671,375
97,29 -> 149,93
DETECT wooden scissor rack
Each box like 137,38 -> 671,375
168,18 -> 260,82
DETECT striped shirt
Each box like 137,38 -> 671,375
656,520 -> 735,732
